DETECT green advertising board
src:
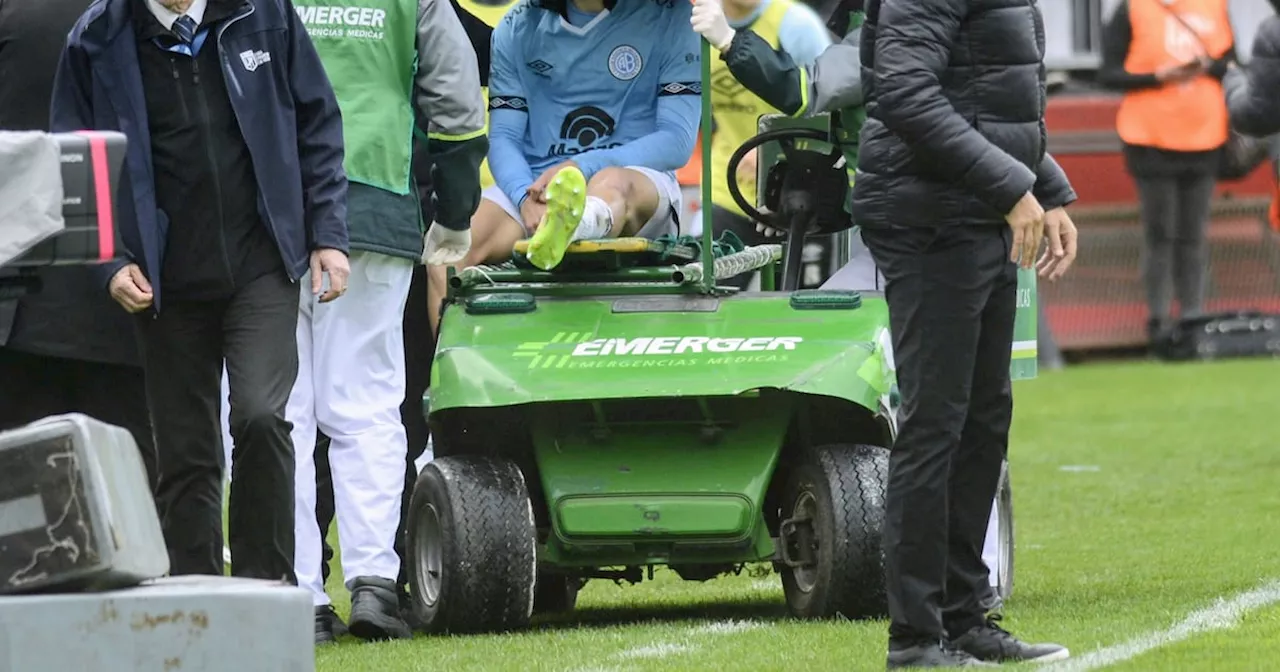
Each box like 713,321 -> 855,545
754,114 -> 1037,381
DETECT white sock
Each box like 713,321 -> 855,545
571,196 -> 613,242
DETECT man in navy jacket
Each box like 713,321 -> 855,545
51,0 -> 350,581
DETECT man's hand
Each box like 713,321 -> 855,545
1005,192 -> 1044,269
310,248 -> 350,303
520,197 -> 548,234
108,263 -> 154,313
527,160 -> 578,204
422,222 -> 472,265
691,0 -> 735,52
1037,207 -> 1078,281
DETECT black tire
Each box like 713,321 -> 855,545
780,443 -> 888,620
405,455 -> 536,633
993,460 -> 1014,602
532,573 -> 582,615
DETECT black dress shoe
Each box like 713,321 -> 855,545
887,640 -> 997,668
315,605 -> 344,645
949,615 -> 1069,663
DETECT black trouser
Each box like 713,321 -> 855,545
0,349 -> 157,491
316,265 -> 434,593
1134,172 -> 1216,324
137,270 -> 299,581
860,224 -> 1016,645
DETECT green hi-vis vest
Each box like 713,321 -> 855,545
293,0 -> 418,195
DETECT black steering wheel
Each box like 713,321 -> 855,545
724,127 -> 852,290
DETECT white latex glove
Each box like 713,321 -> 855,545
691,0 -> 735,52
422,222 -> 471,265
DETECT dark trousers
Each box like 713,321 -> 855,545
1135,172 -> 1216,323
316,265 -> 434,592
860,224 -> 1016,644
137,270 -> 299,581
0,349 -> 157,490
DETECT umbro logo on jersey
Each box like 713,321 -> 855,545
527,60 -> 553,76
489,96 -> 528,111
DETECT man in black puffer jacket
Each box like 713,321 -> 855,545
1225,0 -> 1280,137
854,0 -> 1078,667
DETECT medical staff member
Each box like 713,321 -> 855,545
289,0 -> 486,644
706,0 -> 829,289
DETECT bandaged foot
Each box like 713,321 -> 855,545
527,166 -> 589,270
422,222 -> 471,265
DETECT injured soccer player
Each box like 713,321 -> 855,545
426,0 -> 702,332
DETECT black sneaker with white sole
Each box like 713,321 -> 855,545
887,641 -> 998,668
948,615 -> 1070,663
348,576 -> 413,641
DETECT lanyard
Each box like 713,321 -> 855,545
153,27 -> 210,58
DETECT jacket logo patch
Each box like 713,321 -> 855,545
239,50 -> 271,72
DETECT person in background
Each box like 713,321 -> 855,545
0,0 -> 157,490
705,0 -> 829,289
1224,0 -> 1280,138
51,0 -> 350,581
1099,0 -> 1235,354
289,0 -> 485,643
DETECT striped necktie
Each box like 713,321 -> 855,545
172,15 -> 197,44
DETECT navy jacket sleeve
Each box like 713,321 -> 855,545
49,37 -> 131,289
1226,17 -> 1280,138
284,2 -> 349,253
872,0 -> 1035,216
1032,154 -> 1077,210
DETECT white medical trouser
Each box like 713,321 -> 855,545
822,229 -> 1005,591
289,250 -> 414,606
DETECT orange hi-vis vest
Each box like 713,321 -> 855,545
1115,0 -> 1233,152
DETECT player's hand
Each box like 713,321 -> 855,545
310,247 -> 350,303
1037,207 -> 1078,281
422,222 -> 472,265
736,148 -> 758,188
520,196 -> 548,234
108,263 -> 154,313
527,160 -> 578,204
691,0 -> 735,52
1005,192 -> 1044,269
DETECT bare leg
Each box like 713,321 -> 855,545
585,167 -> 662,237
426,199 -> 526,334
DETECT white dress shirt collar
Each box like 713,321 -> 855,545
145,0 -> 208,31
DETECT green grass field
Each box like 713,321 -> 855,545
314,358 -> 1280,671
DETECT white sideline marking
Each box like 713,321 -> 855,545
750,578 -> 778,591
1047,580 -> 1280,672
1059,465 -> 1101,472
616,643 -> 695,659
690,619 -> 763,635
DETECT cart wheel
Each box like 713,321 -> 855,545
994,460 -> 1015,602
532,573 -> 583,615
406,455 -> 537,633
779,443 -> 888,620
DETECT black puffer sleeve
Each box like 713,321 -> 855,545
871,0 -> 1035,216
1226,17 -> 1280,138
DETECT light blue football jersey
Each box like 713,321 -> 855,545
488,0 -> 702,179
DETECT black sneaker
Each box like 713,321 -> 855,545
887,641 -> 997,668
949,615 -> 1069,663
348,576 -> 413,641
314,605 -> 347,645
398,588 -> 427,633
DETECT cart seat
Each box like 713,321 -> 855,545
511,236 -> 700,271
